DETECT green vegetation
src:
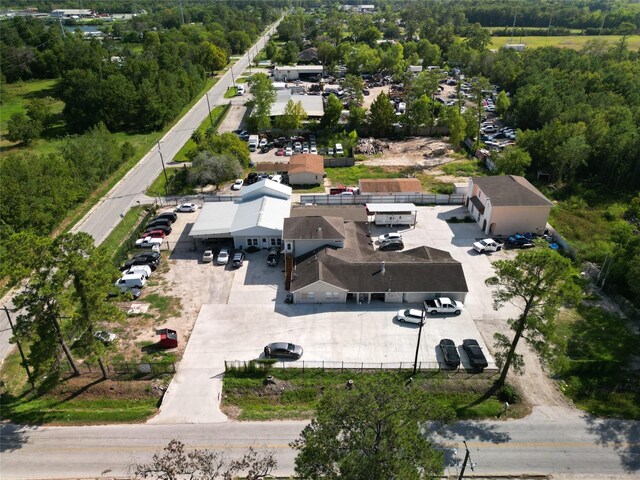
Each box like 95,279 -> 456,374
553,305 -> 640,419
173,104 -> 227,162
326,165 -> 398,186
0,79 -> 63,133
490,35 -> 640,50
223,369 -> 527,421
146,167 -> 195,197
224,87 -> 238,98
144,293 -> 182,322
292,185 -> 326,193
236,76 -> 249,83
100,206 -> 146,258
440,159 -> 485,176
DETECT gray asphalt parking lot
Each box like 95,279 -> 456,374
151,205 -> 511,423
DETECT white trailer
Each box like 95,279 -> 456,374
366,203 -> 417,227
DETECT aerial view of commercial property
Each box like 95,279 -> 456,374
0,1 -> 639,478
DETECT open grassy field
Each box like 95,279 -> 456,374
490,35 -> 640,50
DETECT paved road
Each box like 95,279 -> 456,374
2,407 -> 638,478
70,21 -> 281,247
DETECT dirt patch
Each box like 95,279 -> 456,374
358,137 -> 457,168
47,373 -> 163,402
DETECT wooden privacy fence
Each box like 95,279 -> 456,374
299,193 -> 466,206
225,360 -> 499,375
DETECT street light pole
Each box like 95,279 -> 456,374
157,141 -> 169,197
205,92 -> 214,129
412,309 -> 426,375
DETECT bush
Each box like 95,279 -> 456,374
497,383 -> 521,404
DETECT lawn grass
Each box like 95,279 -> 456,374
145,166 -> 195,197
172,104 -> 227,162
553,304 -> 640,420
293,185 -> 326,193
325,165 -> 399,186
490,35 -> 640,50
222,369 -> 527,421
0,79 -> 62,132
440,159 -> 485,177
224,87 -> 238,98
144,292 -> 182,322
236,76 -> 249,84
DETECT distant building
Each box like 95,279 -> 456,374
297,47 -> 319,64
504,44 -> 525,51
50,9 -> 94,18
273,65 -> 324,82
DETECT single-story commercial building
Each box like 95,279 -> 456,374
270,89 -> 324,118
189,179 -> 291,250
466,175 -> 553,236
359,178 -> 422,194
283,216 -> 346,257
289,220 -> 467,304
273,65 -> 324,82
288,153 -> 325,186
366,203 -> 418,226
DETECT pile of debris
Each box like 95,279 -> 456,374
354,138 -> 389,155
423,140 -> 450,158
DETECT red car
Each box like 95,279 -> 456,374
146,229 -> 166,239
275,148 -> 285,156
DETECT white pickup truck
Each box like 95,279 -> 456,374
424,297 -> 464,315
473,238 -> 503,253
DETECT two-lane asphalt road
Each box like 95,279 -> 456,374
1,407 -> 638,478
71,20 -> 281,246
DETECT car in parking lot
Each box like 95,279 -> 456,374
310,146 -> 317,154
379,239 -> 404,251
396,308 -> 424,325
275,148 -> 285,156
146,218 -> 172,230
507,234 -> 534,248
378,232 -> 402,243
232,251 -> 245,268
267,248 -> 280,266
202,250 -> 214,263
264,342 -> 303,360
231,179 -> 244,191
155,212 -> 177,223
146,229 -> 167,239
285,146 -> 293,156
438,339 -> 461,368
462,339 -> 488,370
144,224 -> 172,235
176,203 -> 198,213
123,256 -> 158,271
216,248 -> 230,265
135,237 -> 163,248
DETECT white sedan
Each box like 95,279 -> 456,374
285,146 -> 293,156
378,232 -> 402,243
202,250 -> 214,263
396,308 -> 425,325
231,179 -> 244,191
136,237 -> 163,248
216,248 -> 230,265
176,203 -> 197,212
94,331 -> 116,344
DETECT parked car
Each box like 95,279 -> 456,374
124,265 -> 152,278
507,234 -> 534,249
232,251 -> 245,268
264,342 -> 303,360
146,229 -> 166,239
378,232 -> 402,243
134,251 -> 161,262
267,248 -> 280,266
216,248 -> 230,265
327,147 -> 334,156
285,146 -> 293,156
396,308 -> 424,325
123,256 -> 158,271
379,239 -> 404,251
155,212 -> 177,223
293,141 -> 302,152
136,237 -> 163,248
275,148 -> 285,156
114,273 -> 146,291
202,250 -> 214,263
335,143 -> 344,155
231,179 -> 244,191
144,225 -> 172,235
259,138 -> 268,148
472,238 -> 503,253
310,146 -> 318,154
146,218 -> 172,229
462,339 -> 488,370
176,203 -> 198,213
94,330 -> 116,344
439,339 -> 461,368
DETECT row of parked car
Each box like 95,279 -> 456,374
473,231 -> 560,254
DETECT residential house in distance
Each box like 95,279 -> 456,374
288,153 -> 325,186
466,175 -> 554,236
359,178 -> 422,195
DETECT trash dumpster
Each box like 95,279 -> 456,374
157,328 -> 178,349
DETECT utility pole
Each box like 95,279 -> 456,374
157,141 -> 169,197
179,0 -> 185,25
205,92 -> 214,129
59,16 -> 66,38
3,306 -> 35,390
458,440 -> 475,479
230,64 -> 237,88
412,309 -> 426,375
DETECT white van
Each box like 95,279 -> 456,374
335,143 -> 344,156
271,174 -> 283,184
115,273 -> 147,292
236,85 -> 245,95
124,265 -> 151,279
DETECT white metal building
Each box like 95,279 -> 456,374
271,90 -> 324,118
273,65 -> 324,81
366,203 -> 418,226
189,180 -> 291,249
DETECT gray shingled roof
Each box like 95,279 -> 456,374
283,216 -> 346,240
472,175 -> 553,207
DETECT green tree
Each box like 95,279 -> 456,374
316,41 -> 336,66
6,112 -> 42,145
198,41 -> 227,73
247,73 -> 276,131
189,152 -> 242,190
405,94 -> 432,129
202,132 -> 251,167
486,248 -> 581,388
227,30 -> 251,54
276,100 -> 307,132
322,94 -> 343,129
291,376 -> 453,480
494,146 -> 532,176
495,90 -> 511,117
445,107 -> 466,148
26,97 -> 53,128
347,105 -> 367,132
554,133 -> 590,185
282,41 -> 300,64
358,26 -> 382,47
367,91 -> 396,137
342,75 -> 365,107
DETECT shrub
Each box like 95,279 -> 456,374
497,383 -> 520,404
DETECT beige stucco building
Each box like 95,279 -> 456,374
466,175 -> 553,236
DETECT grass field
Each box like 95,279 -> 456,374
224,87 -> 238,98
490,35 -> 640,50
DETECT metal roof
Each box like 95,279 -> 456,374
472,175 -> 553,207
365,203 -> 418,213
271,91 -> 324,117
